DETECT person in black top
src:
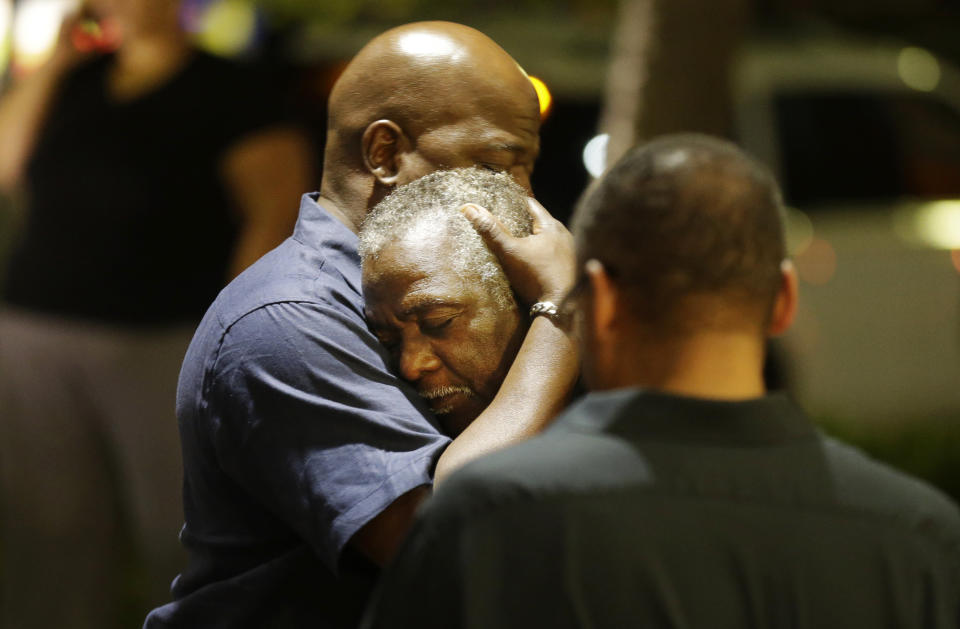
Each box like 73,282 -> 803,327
363,135 -> 960,628
0,1 -> 314,627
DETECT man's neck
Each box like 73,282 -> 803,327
317,169 -> 374,235
316,194 -> 362,234
596,330 -> 767,400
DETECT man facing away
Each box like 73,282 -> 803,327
144,22 -> 578,629
363,134 -> 960,628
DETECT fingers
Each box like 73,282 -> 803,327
525,197 -> 552,232
460,203 -> 514,253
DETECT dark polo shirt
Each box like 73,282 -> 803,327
366,389 -> 960,628
145,194 -> 451,629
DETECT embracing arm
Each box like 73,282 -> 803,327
352,310 -> 577,564
213,200 -> 576,570
433,198 -> 579,482
350,199 -> 579,565
434,316 -> 577,483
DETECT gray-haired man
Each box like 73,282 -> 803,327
359,168 -> 536,437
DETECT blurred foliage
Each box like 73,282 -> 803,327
818,415 -> 960,504
253,0 -> 617,27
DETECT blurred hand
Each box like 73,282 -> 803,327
461,198 -> 576,306
51,13 -> 91,66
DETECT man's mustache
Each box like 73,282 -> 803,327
419,385 -> 475,404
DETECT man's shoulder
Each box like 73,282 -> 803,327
178,235 -> 370,398
212,238 -> 341,326
441,392 -> 653,498
430,404 -> 960,556
821,435 -> 960,544
431,420 -> 641,521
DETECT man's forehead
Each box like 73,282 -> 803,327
399,287 -> 465,317
365,273 -> 468,323
364,231 -> 454,281
447,115 -> 539,156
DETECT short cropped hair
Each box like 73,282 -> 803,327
571,134 -> 786,328
359,168 -> 532,308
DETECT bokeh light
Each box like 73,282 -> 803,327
528,75 -> 552,119
895,200 -> 960,249
583,133 -> 609,178
795,237 -> 837,285
196,0 -> 258,57
12,0 -> 76,72
0,1 -> 12,77
69,17 -> 120,53
898,46 -> 940,92
785,208 -> 814,256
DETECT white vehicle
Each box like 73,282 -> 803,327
733,34 -> 960,424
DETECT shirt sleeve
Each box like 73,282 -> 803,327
205,299 -> 451,572
361,500 -> 464,629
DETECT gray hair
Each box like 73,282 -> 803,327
359,168 -> 532,308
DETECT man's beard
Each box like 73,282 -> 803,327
419,385 -> 475,413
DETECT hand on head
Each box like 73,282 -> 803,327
460,198 -> 576,306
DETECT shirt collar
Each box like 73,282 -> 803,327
557,388 -> 815,446
292,192 -> 362,294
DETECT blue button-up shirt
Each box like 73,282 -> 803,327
145,194 -> 451,628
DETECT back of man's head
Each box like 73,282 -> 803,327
571,134 -> 787,335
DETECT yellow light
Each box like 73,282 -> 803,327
197,0 -> 256,58
0,0 -> 12,74
912,201 -> 960,249
529,75 -> 552,118
898,46 -> 940,92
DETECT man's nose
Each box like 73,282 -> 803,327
398,340 -> 441,382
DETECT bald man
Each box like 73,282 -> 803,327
144,22 -> 578,629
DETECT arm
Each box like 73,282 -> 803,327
220,127 -> 316,277
0,16 -> 86,191
215,199 -> 576,569
432,198 -> 579,483
349,199 -> 579,564
210,302 -> 451,571
351,319 -> 575,564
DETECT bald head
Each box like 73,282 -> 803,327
319,22 -> 541,230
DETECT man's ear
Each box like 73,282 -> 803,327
585,259 -> 618,338
362,120 -> 408,186
767,260 -> 798,337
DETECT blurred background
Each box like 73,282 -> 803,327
0,0 -> 958,621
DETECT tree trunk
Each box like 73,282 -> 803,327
600,0 -> 751,167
